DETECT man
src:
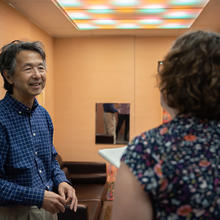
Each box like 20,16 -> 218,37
116,103 -> 130,142
103,103 -> 118,144
0,40 -> 77,219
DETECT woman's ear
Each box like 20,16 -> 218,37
3,71 -> 13,84
160,92 -> 178,119
160,91 -> 167,110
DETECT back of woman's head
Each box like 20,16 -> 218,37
159,30 -> 220,120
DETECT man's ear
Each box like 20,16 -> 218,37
3,71 -> 13,84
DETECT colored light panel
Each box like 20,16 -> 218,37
55,0 -> 210,30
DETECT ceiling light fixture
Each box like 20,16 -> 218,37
55,0 -> 210,30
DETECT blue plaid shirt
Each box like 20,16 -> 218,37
0,93 -> 68,208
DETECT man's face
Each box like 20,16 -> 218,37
8,50 -> 46,104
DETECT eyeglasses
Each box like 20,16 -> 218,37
157,60 -> 163,73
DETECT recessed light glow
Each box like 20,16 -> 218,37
77,24 -> 97,30
89,5 -> 109,9
88,9 -> 114,14
117,8 -> 135,13
164,11 -> 195,19
93,19 -> 116,25
67,12 -> 90,19
139,19 -> 162,25
117,23 -> 140,29
138,8 -> 166,14
145,4 -> 166,9
160,23 -> 189,29
170,0 -> 203,6
57,0 -> 81,7
111,0 -> 138,7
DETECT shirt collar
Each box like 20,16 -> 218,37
4,92 -> 39,115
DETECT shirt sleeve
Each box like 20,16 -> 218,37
121,131 -> 164,196
103,104 -> 118,113
0,123 -> 44,208
51,146 -> 72,187
109,104 -> 118,113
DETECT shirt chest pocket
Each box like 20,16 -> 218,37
7,143 -> 34,170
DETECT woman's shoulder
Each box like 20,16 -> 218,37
128,116 -> 180,147
124,114 -> 203,158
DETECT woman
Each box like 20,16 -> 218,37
112,30 -> 220,220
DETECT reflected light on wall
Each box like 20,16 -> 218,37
55,0 -> 210,30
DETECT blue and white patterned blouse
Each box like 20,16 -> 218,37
0,93 -> 68,208
122,114 -> 220,219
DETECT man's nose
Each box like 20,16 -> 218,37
32,67 -> 41,78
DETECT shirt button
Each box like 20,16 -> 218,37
33,133 -> 36,136
47,185 -> 50,190
39,169 -> 42,173
18,111 -> 22,114
35,151 -> 38,155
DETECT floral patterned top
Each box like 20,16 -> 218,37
121,114 -> 220,219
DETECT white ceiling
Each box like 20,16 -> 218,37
4,0 -> 220,37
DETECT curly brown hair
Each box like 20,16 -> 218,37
159,30 -> 220,120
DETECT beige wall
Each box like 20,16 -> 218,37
53,37 -> 134,161
53,36 -> 174,161
0,0 -> 54,117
